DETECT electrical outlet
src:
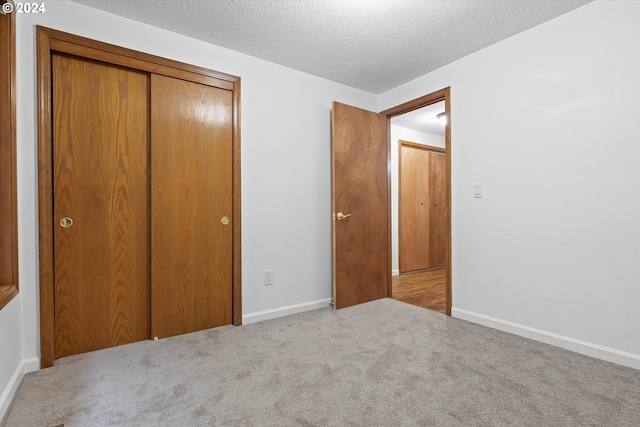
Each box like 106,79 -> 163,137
264,270 -> 274,286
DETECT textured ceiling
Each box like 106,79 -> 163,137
70,0 -> 591,94
392,101 -> 445,136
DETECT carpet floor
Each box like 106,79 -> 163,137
2,298 -> 639,426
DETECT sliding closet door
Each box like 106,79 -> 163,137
53,54 -> 151,358
151,74 -> 233,339
428,151 -> 446,268
399,146 -> 446,272
399,145 -> 430,272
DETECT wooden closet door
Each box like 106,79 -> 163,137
53,54 -> 150,358
428,152 -> 446,268
399,145 -> 446,272
151,74 -> 233,339
399,145 -> 430,272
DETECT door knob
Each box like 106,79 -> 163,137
336,212 -> 351,221
60,217 -> 73,228
221,216 -> 230,225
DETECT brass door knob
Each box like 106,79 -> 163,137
60,217 -> 73,228
336,212 -> 352,221
221,216 -> 230,225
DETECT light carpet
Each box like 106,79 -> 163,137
2,298 -> 639,426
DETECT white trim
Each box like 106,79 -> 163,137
392,269 -> 400,276
242,298 -> 332,325
0,357 -> 39,421
452,308 -> 640,370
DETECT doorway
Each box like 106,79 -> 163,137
382,90 -> 451,315
331,89 -> 451,314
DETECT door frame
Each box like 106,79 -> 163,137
382,87 -> 452,315
36,26 -> 242,368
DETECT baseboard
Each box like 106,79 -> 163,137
452,308 -> 640,370
392,269 -> 400,276
0,357 -> 39,421
243,298 -> 332,325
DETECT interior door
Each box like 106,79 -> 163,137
151,74 -> 233,339
331,102 -> 388,309
53,54 -> 151,358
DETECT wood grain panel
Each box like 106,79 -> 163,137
151,74 -> 233,338
37,26 -> 56,368
332,102 -> 388,309
398,144 -> 413,271
399,144 -> 446,272
429,152 -> 446,268
53,54 -> 150,358
0,2 -> 18,309
399,145 -> 431,272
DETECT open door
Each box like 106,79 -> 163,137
331,102 -> 389,309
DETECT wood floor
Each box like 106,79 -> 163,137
392,267 -> 447,314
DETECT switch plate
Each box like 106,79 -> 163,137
264,270 -> 274,286
473,184 -> 483,198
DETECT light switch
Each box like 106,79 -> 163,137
473,184 -> 483,198
264,270 -> 274,286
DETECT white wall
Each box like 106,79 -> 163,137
390,125 -> 445,274
380,0 -> 640,368
0,299 -> 25,418
0,0 -> 377,417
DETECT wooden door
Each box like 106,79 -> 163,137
429,152 -> 446,267
53,54 -> 150,358
399,143 -> 445,272
399,145 -> 429,272
331,102 -> 388,309
151,74 -> 233,339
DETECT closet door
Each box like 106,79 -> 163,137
399,145 -> 446,273
399,145 -> 430,272
53,54 -> 151,358
428,152 -> 446,268
151,74 -> 233,339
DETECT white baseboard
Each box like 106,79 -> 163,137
392,269 -> 400,276
452,308 -> 640,370
0,357 -> 39,421
243,298 -> 332,325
